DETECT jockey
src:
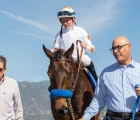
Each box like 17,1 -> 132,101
52,6 -> 98,84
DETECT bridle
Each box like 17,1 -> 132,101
49,40 -> 83,120
50,40 -> 83,92
50,55 -> 75,92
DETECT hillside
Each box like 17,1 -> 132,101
18,81 -> 53,120
18,81 -> 106,120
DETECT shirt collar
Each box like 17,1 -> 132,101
115,58 -> 136,68
129,59 -> 137,68
0,76 -> 5,84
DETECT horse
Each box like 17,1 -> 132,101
43,43 -> 99,120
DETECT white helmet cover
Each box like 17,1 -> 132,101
57,6 -> 76,19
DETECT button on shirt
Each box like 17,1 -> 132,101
82,59 -> 140,120
0,76 -> 24,120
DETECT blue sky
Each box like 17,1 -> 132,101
0,0 -> 140,82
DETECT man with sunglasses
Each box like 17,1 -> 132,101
79,36 -> 140,120
0,55 -> 24,120
51,6 -> 98,85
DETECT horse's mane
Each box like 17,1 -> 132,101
53,49 -> 66,60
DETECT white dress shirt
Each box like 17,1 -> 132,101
0,76 -> 24,120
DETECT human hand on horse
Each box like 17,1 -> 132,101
80,42 -> 87,49
135,85 -> 140,96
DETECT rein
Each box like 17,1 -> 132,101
67,40 -> 83,120
50,59 -> 71,62
71,40 -> 83,91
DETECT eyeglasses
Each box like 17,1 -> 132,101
0,68 -> 4,72
57,11 -> 75,17
110,44 -> 130,52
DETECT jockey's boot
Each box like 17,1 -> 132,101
87,61 -> 98,82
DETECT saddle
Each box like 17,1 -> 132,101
83,68 -> 97,89
75,62 -> 97,89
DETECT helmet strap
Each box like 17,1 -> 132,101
60,25 -> 63,38
73,17 -> 76,25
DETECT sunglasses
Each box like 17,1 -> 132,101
0,68 -> 4,72
57,11 -> 75,17
110,44 -> 130,52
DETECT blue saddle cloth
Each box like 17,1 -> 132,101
84,68 -> 97,89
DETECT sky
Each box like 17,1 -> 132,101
0,0 -> 140,82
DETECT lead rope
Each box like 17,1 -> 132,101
67,98 -> 75,120
132,84 -> 140,120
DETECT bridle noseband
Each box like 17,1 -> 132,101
49,40 -> 83,120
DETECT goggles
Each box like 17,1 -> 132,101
57,11 -> 75,17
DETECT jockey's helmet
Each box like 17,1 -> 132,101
57,6 -> 76,24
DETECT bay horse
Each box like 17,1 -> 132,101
43,43 -> 99,120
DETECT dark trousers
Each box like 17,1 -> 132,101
103,110 -> 140,120
86,61 -> 98,82
103,115 -> 140,120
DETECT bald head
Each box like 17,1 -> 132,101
111,36 -> 132,66
112,36 -> 130,46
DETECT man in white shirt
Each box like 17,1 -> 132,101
0,55 -> 24,120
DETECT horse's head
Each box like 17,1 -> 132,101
43,44 -> 75,117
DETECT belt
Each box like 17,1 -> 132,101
107,109 -> 140,119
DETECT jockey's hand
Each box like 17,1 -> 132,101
80,42 -> 87,49
136,85 -> 140,96
53,47 -> 59,53
79,118 -> 85,120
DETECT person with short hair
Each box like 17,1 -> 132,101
79,36 -> 140,120
0,55 -> 24,120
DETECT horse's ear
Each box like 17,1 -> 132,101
64,43 -> 74,58
43,44 -> 53,60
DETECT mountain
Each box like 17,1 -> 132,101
18,81 -> 106,120
18,81 -> 53,120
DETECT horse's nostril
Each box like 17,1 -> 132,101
63,106 -> 68,114
58,109 -> 65,116
56,106 -> 68,116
